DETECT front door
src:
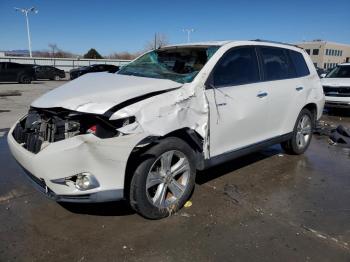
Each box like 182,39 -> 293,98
206,46 -> 270,157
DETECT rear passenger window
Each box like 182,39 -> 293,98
260,47 -> 294,81
213,47 -> 260,87
289,50 -> 310,77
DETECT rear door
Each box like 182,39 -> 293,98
35,66 -> 44,79
206,46 -> 270,157
256,46 -> 309,137
46,66 -> 55,79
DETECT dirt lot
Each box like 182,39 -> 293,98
0,81 -> 349,262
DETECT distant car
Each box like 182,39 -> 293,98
69,64 -> 119,80
315,67 -> 326,77
34,66 -> 65,80
320,67 -> 336,78
0,62 -> 35,84
321,63 -> 350,108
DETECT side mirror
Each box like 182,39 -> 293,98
320,73 -> 326,78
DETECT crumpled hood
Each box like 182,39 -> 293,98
321,77 -> 350,87
31,73 -> 182,115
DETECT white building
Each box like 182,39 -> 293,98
296,40 -> 350,69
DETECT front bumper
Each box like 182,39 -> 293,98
7,121 -> 147,202
325,96 -> 350,108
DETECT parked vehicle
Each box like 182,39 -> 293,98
34,66 -> 65,80
321,63 -> 350,108
8,40 -> 324,219
0,62 -> 35,84
69,64 -> 119,80
316,67 -> 326,77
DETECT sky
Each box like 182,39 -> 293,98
0,0 -> 349,56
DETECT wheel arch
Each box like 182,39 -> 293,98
302,103 -> 317,124
123,128 -> 204,199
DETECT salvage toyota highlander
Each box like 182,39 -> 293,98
8,40 -> 325,219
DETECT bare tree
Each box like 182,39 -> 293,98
107,51 -> 141,60
144,33 -> 169,51
48,43 -> 58,57
33,49 -> 77,58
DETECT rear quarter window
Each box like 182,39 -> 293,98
289,50 -> 310,77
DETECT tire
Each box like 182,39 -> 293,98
54,75 -> 60,81
281,108 -> 314,155
19,75 -> 31,84
129,137 -> 196,219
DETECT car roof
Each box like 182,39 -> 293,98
164,40 -> 231,48
163,40 -> 302,51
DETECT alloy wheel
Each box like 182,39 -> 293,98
296,114 -> 312,149
146,150 -> 190,209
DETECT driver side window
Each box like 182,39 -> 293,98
213,47 -> 260,87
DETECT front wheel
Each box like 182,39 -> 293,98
281,109 -> 314,155
129,137 -> 196,219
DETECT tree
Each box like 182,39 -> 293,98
144,33 -> 169,51
83,48 -> 103,59
48,43 -> 58,57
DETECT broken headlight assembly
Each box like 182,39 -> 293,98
12,108 -> 136,154
84,116 -> 136,138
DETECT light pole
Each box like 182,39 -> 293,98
183,28 -> 194,43
14,7 -> 38,57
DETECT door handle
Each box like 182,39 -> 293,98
257,92 -> 268,98
296,87 -> 304,91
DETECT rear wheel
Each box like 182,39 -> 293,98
19,75 -> 31,84
129,137 -> 196,219
281,109 -> 313,155
54,75 -> 60,81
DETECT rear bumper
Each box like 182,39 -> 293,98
7,121 -> 147,203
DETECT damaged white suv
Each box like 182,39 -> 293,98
8,40 -> 324,219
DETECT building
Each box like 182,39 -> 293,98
295,40 -> 350,69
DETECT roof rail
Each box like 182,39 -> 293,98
251,39 -> 299,48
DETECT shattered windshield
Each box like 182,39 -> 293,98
118,46 -> 219,83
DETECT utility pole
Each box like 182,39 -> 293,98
183,28 -> 194,43
14,7 -> 38,57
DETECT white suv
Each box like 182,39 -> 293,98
8,40 -> 324,219
321,63 -> 350,108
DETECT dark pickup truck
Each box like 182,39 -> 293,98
0,62 -> 35,84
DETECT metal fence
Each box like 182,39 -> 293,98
0,56 -> 131,72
